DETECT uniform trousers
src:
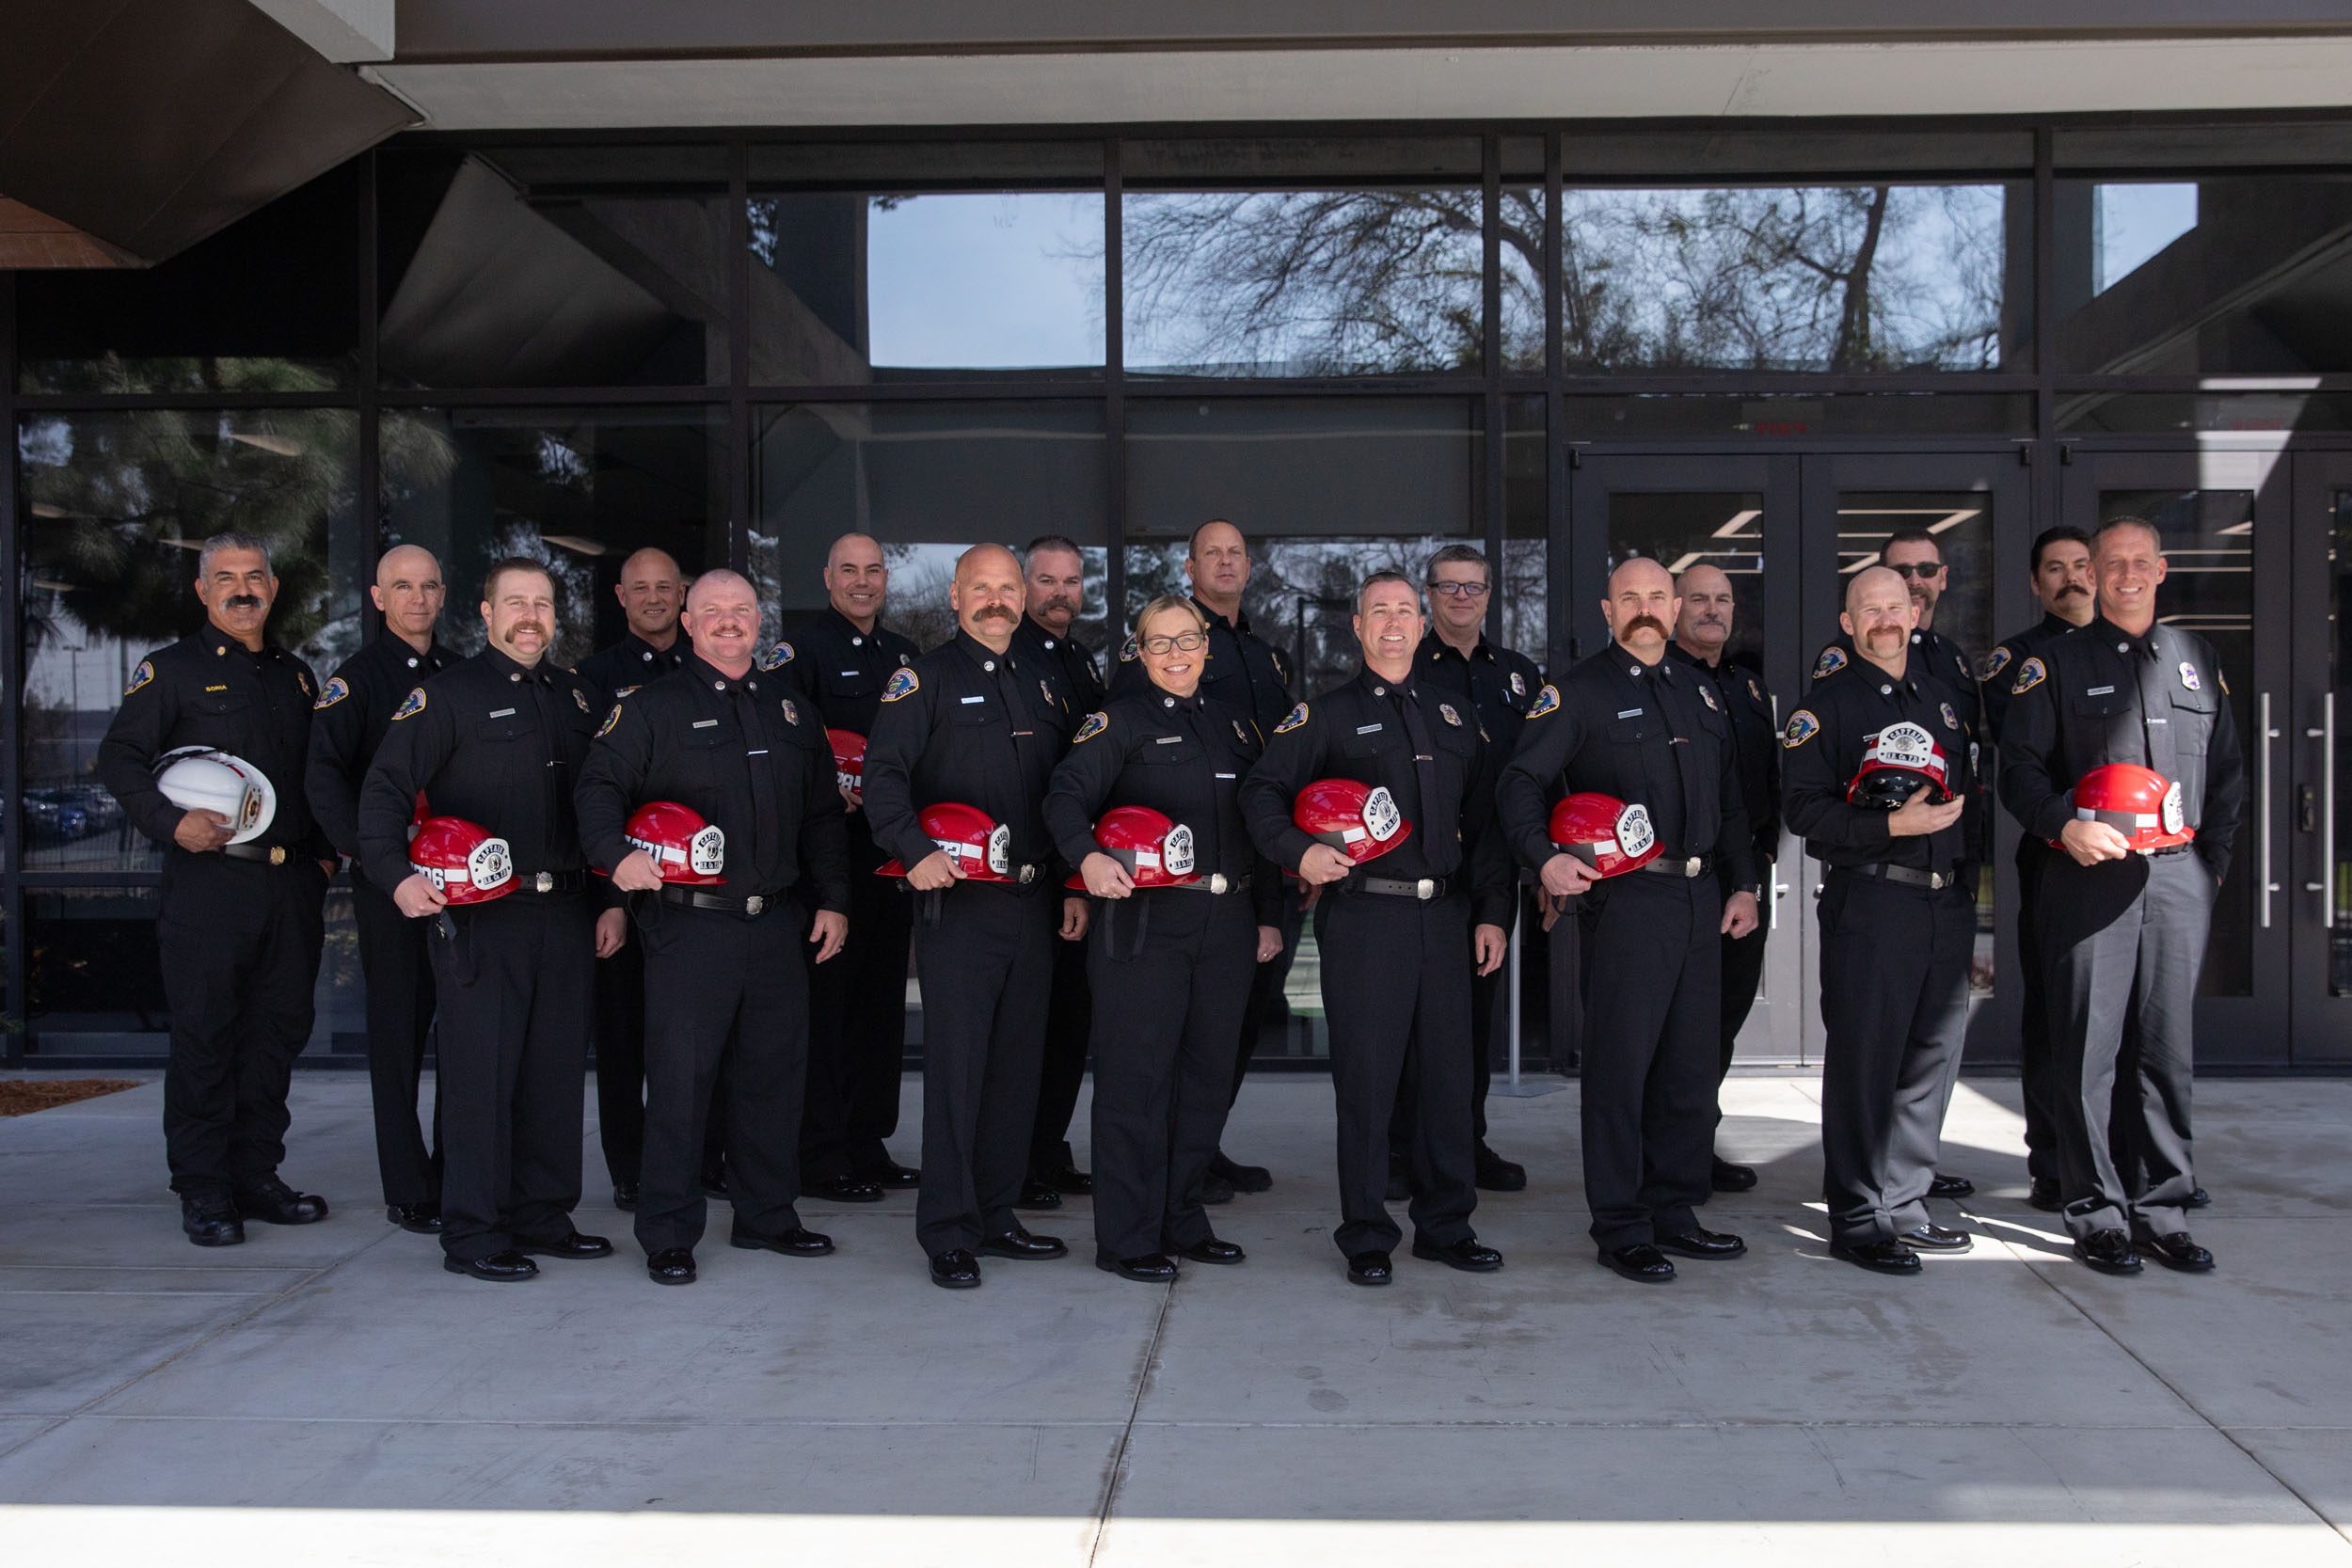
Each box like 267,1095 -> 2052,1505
2013,839 -> 2060,1184
2037,850 -> 2213,1241
634,899 -> 810,1255
1028,935 -> 1092,1178
802,860 -> 915,1181
1816,871 -> 1974,1246
595,929 -> 726,1191
154,854 -> 326,1198
1717,912 -> 1768,1081
1086,891 -> 1254,1260
351,866 -> 440,1208
913,881 -> 1056,1257
427,892 -> 591,1263
1315,886 -> 1479,1257
1577,873 -> 1722,1249
1231,882 -> 1306,1105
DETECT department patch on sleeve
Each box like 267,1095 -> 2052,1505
391,687 -> 426,721
596,703 -> 623,738
312,675 -> 350,711
1273,702 -> 1311,735
1980,645 -> 2013,682
1119,634 -> 1139,664
757,640 -> 795,672
1812,644 -> 1848,681
2010,657 -> 2047,696
1526,684 -> 1560,720
881,667 -> 919,703
125,659 -> 155,697
1782,708 -> 1820,749
1073,710 -> 1108,745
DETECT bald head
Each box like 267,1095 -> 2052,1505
371,544 -> 446,649
952,544 -> 1025,652
685,567 -> 755,615
1841,563 -> 1917,673
1602,557 -> 1678,661
1845,563 -> 1905,616
681,567 -> 760,678
614,546 -> 683,646
823,531 -> 888,630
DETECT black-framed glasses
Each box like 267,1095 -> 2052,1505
1884,562 -> 1947,579
1427,580 -> 1492,598
1140,631 -> 1208,655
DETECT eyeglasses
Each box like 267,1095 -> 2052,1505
1884,562 -> 1946,579
1140,632 -> 1208,655
1428,580 -> 1491,598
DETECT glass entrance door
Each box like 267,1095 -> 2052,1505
2289,453 -> 2352,1061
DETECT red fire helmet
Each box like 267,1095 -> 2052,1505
827,728 -> 866,795
1065,805 -> 1200,890
1847,721 -> 1954,809
408,816 -> 516,905
1292,778 -> 1411,864
622,800 -> 727,885
1549,791 -> 1663,879
2068,763 -> 2195,852
876,801 -> 1019,882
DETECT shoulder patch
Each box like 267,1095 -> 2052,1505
1274,702 -> 1311,735
1812,644 -> 1848,681
125,659 -> 155,697
1119,634 -> 1139,664
312,675 -> 350,711
1527,683 -> 1561,720
881,667 -> 919,704
758,640 -> 795,672
2010,657 -> 2047,697
596,703 -> 622,738
1783,708 -> 1820,749
391,687 -> 426,721
1980,645 -> 2013,682
1073,710 -> 1108,745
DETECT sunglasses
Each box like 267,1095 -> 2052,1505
1884,562 -> 1947,579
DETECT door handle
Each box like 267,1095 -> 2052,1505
1769,879 -> 1790,931
2315,694 -> 2337,926
2261,691 -> 2281,929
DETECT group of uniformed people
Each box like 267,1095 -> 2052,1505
97,508 -> 2236,1288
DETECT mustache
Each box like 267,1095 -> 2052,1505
224,594 -> 264,610
1624,614 -> 1668,638
505,622 -> 548,639
974,605 -> 1018,622
2058,583 -> 2090,598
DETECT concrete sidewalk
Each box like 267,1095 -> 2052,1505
1,1069 -> 2347,1566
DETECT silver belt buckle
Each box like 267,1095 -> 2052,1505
1207,874 -> 1231,895
743,895 -> 766,916
1017,864 -> 1038,884
1929,871 -> 1947,890
533,871 -> 554,894
1415,878 -> 1436,901
1682,857 -> 1702,878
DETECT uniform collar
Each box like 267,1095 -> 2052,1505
194,627 -> 276,660
1666,641 -> 1723,675
1192,594 -> 1249,638
376,633 -> 454,671
1016,615 -> 1072,655
1418,633 -> 1490,669
1355,664 -> 1417,701
1150,684 -> 1204,713
481,643 -> 553,684
953,628 -> 1017,672
687,651 -> 759,694
2091,613 -> 2162,657
1613,644 -> 1671,682
824,604 -> 889,646
2039,610 -> 2087,638
620,629 -> 684,667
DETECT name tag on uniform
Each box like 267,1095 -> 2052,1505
747,749 -> 769,756
691,719 -> 719,729
1154,735 -> 1182,744
1617,707 -> 1644,719
961,695 -> 986,705
489,707 -> 516,718
839,670 -> 859,677
1356,723 -> 1384,736
1216,771 -> 1236,780
2087,685 -> 2116,697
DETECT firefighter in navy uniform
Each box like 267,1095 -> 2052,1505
1045,595 -> 1283,1281
1013,534 -> 1106,1210
1240,570 -> 1512,1289
1498,558 -> 1760,1285
1783,566 -> 1980,1275
1115,519 -> 1294,1199
1667,562 -> 1781,1195
576,570 -> 851,1287
358,557 -> 613,1283
775,531 -> 925,1201
863,544 -> 1087,1290
1998,516 -> 2244,1277
97,531 -> 337,1248
305,544 -> 458,1234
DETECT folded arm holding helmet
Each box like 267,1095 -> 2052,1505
1495,688 -> 1597,901
358,680 -> 464,916
860,668 -> 962,891
1237,701 -> 1352,886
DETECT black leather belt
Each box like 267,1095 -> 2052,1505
1357,875 -> 1453,901
220,843 -> 301,865
2143,844 -> 2195,859
658,884 -> 780,919
507,870 -> 587,895
1845,863 -> 1959,891
1637,854 -> 1712,879
1177,873 -> 1252,895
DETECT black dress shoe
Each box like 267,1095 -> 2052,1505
1200,1171 -> 1235,1206
930,1248 -> 982,1289
730,1227 -> 834,1258
181,1195 -> 246,1248
806,1174 -> 885,1204
2186,1186 -> 2212,1210
1597,1243 -> 1675,1283
1041,1162 -> 1093,1196
1654,1227 -> 1746,1260
2134,1229 -> 2215,1273
2027,1179 -> 2063,1212
386,1202 -> 443,1234
1385,1157 -> 1412,1203
518,1230 -> 614,1260
612,1182 -> 640,1212
1411,1236 -> 1504,1272
2074,1229 -> 2142,1275
1709,1155 -> 1758,1193
1832,1239 -> 1923,1275
1899,1223 -> 1974,1253
858,1160 -> 921,1189
978,1226 -> 1068,1260
1474,1144 -> 1528,1193
1209,1151 -> 1273,1194
1014,1179 -> 1064,1212
1927,1172 -> 1975,1198
1345,1250 -> 1393,1287
1096,1253 -> 1178,1283
234,1177 -> 328,1225
700,1167 -> 729,1198
1176,1237 -> 1246,1265
645,1247 -> 697,1286
445,1249 -> 538,1282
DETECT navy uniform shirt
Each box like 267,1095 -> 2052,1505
1415,632 -> 1544,768
574,653 -> 850,911
1044,687 -> 1281,927
1668,642 -> 1782,883
356,646 -> 604,893
1238,666 -> 1513,929
1014,614 -> 1106,714
1496,645 -> 1758,891
1112,594 -> 1293,738
575,630 -> 688,704
1812,625 -> 1979,717
1996,615 -> 2247,886
305,633 -> 459,863
97,626 -> 333,861
770,608 -> 923,739
1780,655 -> 1978,875
863,630 -> 1073,879
1978,611 -> 2084,747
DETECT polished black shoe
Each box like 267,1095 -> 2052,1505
1041,1162 -> 1093,1196
518,1230 -> 614,1261
1411,1235 -> 1504,1273
445,1249 -> 537,1283
2074,1229 -> 2142,1275
1097,1253 -> 1178,1283
1345,1249 -> 1393,1287
858,1160 -> 921,1189
181,1195 -> 246,1248
806,1174 -> 885,1204
1209,1150 -> 1273,1194
1927,1171 -> 1975,1199
1899,1223 -> 1974,1253
978,1226 -> 1068,1260
1597,1243 -> 1675,1283
1654,1227 -> 1747,1260
645,1247 -> 697,1286
1176,1236 -> 1246,1265
1833,1238 -> 1922,1275
234,1177 -> 328,1225
387,1202 -> 444,1234
2134,1229 -> 2215,1273
1014,1178 -> 1064,1212
1385,1157 -> 1412,1203
1474,1144 -> 1528,1193
1709,1155 -> 1758,1193
612,1182 -> 640,1212
930,1248 -> 981,1289
2186,1186 -> 2212,1210
2026,1178 -> 2063,1212
1200,1170 -> 1236,1206
699,1166 -> 729,1198
730,1226 -> 834,1258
